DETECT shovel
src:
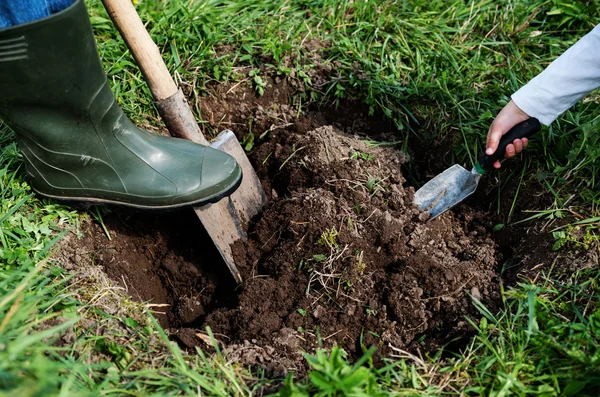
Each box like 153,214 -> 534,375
101,0 -> 267,283
414,118 -> 541,219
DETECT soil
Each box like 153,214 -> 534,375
55,122 -> 500,376
206,124 -> 500,364
52,79 -> 589,377
54,210 -> 237,330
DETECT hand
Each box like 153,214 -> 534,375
486,100 -> 531,169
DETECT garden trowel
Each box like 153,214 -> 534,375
414,118 -> 541,219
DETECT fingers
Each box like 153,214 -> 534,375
504,138 -> 529,159
505,143 -> 515,158
513,139 -> 522,154
495,138 -> 529,168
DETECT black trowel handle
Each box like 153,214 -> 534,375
478,118 -> 541,171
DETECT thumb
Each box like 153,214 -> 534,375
486,123 -> 504,155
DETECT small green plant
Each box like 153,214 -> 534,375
123,317 -> 139,329
553,230 -> 569,250
95,338 -> 132,371
348,147 -> 374,161
91,206 -> 112,241
317,227 -> 339,249
365,175 -> 386,196
277,346 -> 378,397
354,250 -> 366,275
493,223 -> 505,232
552,224 -> 597,251
279,145 -> 306,171
340,278 -> 353,291
242,131 -> 255,151
248,69 -> 266,96
242,121 -> 255,151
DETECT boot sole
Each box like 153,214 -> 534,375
32,171 -> 243,211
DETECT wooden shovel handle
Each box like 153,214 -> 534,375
101,0 -> 208,144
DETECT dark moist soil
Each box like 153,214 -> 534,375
55,210 -> 238,330
55,124 -> 500,375
53,80 -> 582,376
207,125 -> 500,362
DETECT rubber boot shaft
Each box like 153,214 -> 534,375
0,0 -> 241,209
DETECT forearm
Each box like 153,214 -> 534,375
511,24 -> 600,126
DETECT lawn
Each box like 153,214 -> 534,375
2,0 -> 600,395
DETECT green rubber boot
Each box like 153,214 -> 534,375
0,0 -> 241,209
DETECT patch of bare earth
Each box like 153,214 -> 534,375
206,125 -> 500,371
52,80 -> 592,377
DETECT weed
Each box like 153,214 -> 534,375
363,173 -> 388,197
242,131 -> 255,151
365,307 -> 377,317
95,338 -> 132,370
278,346 -> 378,397
242,121 -> 255,151
354,250 -> 366,275
493,223 -> 505,232
317,227 -> 339,249
248,69 -> 267,96
348,147 -> 374,161
91,206 -> 112,241
279,145 -> 306,171
552,225 -> 597,251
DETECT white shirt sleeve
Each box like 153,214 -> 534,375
511,25 -> 600,126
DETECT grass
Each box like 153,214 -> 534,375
92,0 -> 600,221
2,0 -> 600,395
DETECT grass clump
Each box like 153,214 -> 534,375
463,271 -> 600,395
0,265 -> 82,395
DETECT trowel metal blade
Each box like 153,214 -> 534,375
413,164 -> 482,220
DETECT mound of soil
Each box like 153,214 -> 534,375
206,125 -> 500,363
54,117 -> 502,376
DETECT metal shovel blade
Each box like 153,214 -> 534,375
194,130 -> 268,284
413,164 -> 481,219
